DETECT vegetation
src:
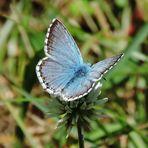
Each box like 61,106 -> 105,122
0,0 -> 147,147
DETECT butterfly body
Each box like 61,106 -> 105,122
36,18 -> 124,101
74,64 -> 90,77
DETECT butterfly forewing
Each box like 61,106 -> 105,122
89,54 -> 124,81
44,19 -> 83,66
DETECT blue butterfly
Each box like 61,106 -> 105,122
36,19 -> 124,101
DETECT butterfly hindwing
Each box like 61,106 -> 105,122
36,57 -> 76,95
61,75 -> 95,101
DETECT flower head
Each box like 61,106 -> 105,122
46,82 -> 108,137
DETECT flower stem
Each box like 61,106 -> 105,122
77,118 -> 84,148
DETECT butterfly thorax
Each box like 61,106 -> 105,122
74,64 -> 90,78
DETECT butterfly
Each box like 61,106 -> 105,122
36,18 -> 124,101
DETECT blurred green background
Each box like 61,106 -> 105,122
0,0 -> 148,147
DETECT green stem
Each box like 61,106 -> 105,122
77,118 -> 84,148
